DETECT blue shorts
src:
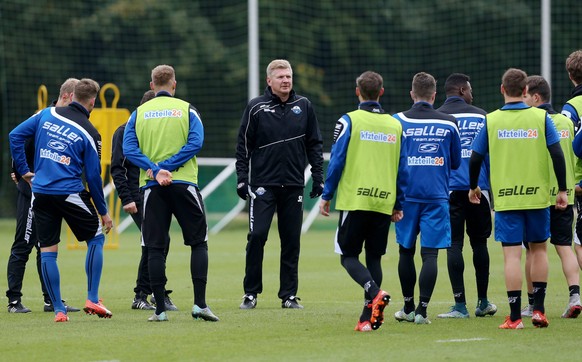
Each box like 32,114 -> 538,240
395,201 -> 451,249
494,208 -> 550,244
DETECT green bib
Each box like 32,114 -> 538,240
336,110 -> 402,214
486,107 -> 550,211
135,97 -> 198,187
548,113 -> 575,204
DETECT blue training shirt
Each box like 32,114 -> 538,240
393,101 -> 462,204
9,102 -> 107,215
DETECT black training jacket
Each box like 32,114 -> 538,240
111,123 -> 140,206
236,86 -> 324,187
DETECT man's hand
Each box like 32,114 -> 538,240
101,214 -> 113,234
319,199 -> 331,216
310,182 -> 324,199
156,169 -> 173,186
556,190 -> 568,211
10,172 -> 17,185
236,181 -> 249,200
122,201 -> 138,214
391,209 -> 403,222
468,186 -> 482,204
22,172 -> 34,187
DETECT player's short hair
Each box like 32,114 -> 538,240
59,78 -> 79,96
140,90 -> 156,105
566,50 -> 582,84
444,73 -> 470,96
266,59 -> 292,78
356,71 -> 383,101
502,68 -> 527,97
412,72 -> 436,100
151,65 -> 175,87
526,75 -> 551,103
74,78 -> 100,103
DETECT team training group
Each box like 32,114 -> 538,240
6,50 -> 582,331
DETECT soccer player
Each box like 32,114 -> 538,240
111,90 -> 176,311
235,59 -> 324,310
319,71 -> 402,331
392,72 -> 462,324
521,75 -> 581,318
469,68 -> 568,329
436,73 -> 496,319
9,78 -> 114,322
6,78 -> 80,314
123,64 -> 218,322
564,50 -> 582,270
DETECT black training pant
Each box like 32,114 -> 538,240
448,190 -> 492,301
6,180 -> 48,303
243,186 -> 303,300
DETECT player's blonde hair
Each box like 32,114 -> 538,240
266,59 -> 292,78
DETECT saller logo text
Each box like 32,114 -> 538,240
498,185 -> 540,197
357,187 -> 391,199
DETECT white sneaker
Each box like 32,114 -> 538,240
394,308 -> 415,322
520,304 -> 533,317
561,295 -> 582,318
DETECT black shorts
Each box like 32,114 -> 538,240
550,205 -> 574,246
33,191 -> 101,247
142,183 -> 207,248
335,210 -> 391,257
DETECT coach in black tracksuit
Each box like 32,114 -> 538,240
236,59 -> 324,309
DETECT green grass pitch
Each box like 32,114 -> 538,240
0,216 -> 580,361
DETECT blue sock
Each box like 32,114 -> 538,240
41,252 -> 66,314
86,234 -> 104,303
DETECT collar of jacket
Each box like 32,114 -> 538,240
358,101 -> 384,114
411,101 -> 434,110
538,103 -> 556,114
265,86 -> 296,104
571,84 -> 582,98
69,101 -> 90,117
442,96 -> 465,106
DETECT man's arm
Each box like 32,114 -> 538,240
123,111 -> 159,176
111,125 -> 135,207
9,113 -> 42,176
321,115 -> 351,202
84,132 -> 108,216
305,102 -> 324,197
158,106 -> 204,172
235,102 -> 256,199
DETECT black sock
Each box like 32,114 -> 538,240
398,245 -> 416,309
341,256 -> 379,299
532,282 -> 547,313
527,292 -> 534,306
360,299 -> 372,322
507,290 -> 521,321
148,247 -> 168,315
403,296 -> 415,314
569,285 -> 580,297
415,297 -> 429,318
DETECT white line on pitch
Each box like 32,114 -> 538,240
436,338 -> 490,343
